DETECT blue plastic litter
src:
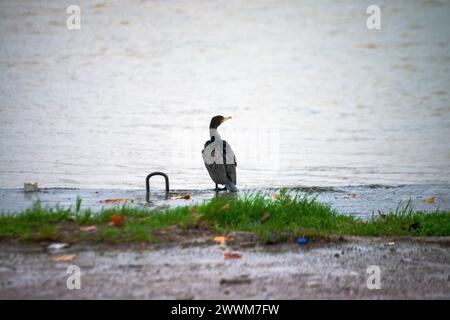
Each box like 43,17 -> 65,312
296,237 -> 309,245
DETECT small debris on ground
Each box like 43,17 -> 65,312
171,194 -> 191,200
80,225 -> 97,233
224,252 -> 242,260
100,198 -> 133,204
385,242 -> 395,246
296,237 -> 309,245
220,203 -> 230,211
47,243 -> 70,251
425,197 -> 435,204
108,213 -> 125,227
220,275 -> 251,286
24,182 -> 38,193
49,255 -> 76,262
343,193 -> 356,199
213,236 -> 233,246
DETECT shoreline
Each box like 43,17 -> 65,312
1,193 -> 449,299
1,192 -> 449,244
1,183 -> 449,218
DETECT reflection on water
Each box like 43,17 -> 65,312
0,0 -> 449,189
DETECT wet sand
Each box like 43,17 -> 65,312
0,237 -> 449,299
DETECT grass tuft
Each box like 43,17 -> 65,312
0,192 -> 449,243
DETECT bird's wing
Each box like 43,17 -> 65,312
223,140 -> 237,166
202,136 -> 215,153
204,163 -> 229,184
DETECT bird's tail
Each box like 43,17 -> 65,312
226,182 -> 238,193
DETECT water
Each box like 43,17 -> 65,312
1,0 -> 449,190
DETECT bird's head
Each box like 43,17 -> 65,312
209,115 -> 232,129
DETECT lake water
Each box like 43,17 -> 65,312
1,0 -> 449,191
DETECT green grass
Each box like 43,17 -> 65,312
0,191 -> 449,244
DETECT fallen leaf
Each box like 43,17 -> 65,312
425,197 -> 435,204
80,225 -> 97,233
49,255 -> 76,262
259,212 -> 270,223
100,198 -> 133,204
109,213 -> 125,227
171,194 -> 191,200
220,204 -> 230,211
271,193 -> 279,199
214,236 -> 233,246
224,252 -> 242,260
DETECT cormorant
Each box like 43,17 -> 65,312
202,115 -> 238,192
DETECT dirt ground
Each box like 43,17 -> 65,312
0,236 -> 449,299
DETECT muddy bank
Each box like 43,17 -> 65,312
1,184 -> 449,218
1,237 -> 449,299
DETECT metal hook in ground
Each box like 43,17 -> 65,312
145,172 -> 170,202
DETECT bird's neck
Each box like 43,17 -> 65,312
209,128 -> 222,141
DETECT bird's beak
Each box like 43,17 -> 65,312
222,116 -> 232,122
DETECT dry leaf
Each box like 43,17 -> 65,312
171,194 -> 191,200
80,225 -> 97,232
213,236 -> 233,246
425,197 -> 435,204
271,193 -> 279,199
220,204 -> 230,211
224,252 -> 242,260
109,213 -> 125,228
49,255 -> 76,262
100,198 -> 132,204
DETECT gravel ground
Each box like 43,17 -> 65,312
0,237 -> 449,299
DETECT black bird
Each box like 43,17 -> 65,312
202,115 -> 238,192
